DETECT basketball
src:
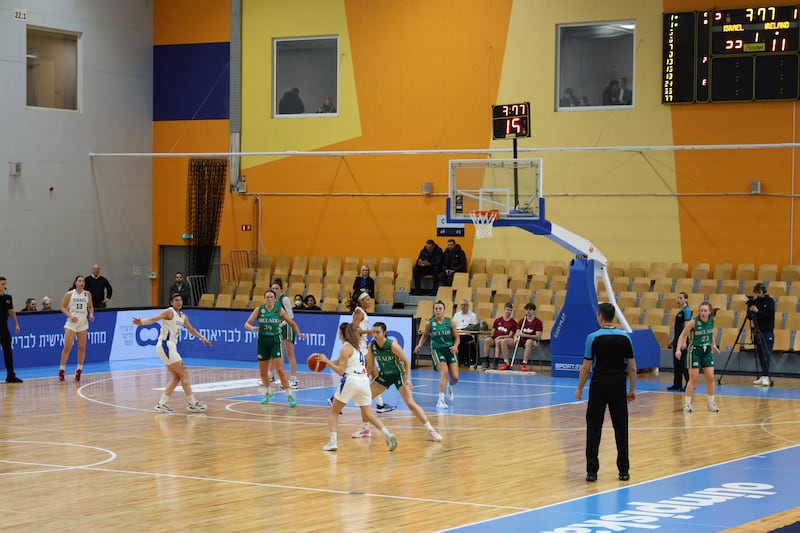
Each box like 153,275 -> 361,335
307,353 -> 326,372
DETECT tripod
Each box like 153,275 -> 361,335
717,314 -> 767,385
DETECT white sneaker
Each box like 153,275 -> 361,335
187,401 -> 207,412
753,376 -> 763,385
290,378 -> 299,390
352,427 -> 372,438
446,384 -> 454,401
707,401 -> 719,412
436,399 -> 448,409
322,441 -> 338,452
154,403 -> 174,413
683,403 -> 693,412
761,376 -> 771,386
428,428 -> 443,442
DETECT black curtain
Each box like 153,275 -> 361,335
186,158 -> 227,279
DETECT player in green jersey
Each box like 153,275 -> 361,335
351,322 -> 442,441
244,290 -> 306,406
676,301 -> 720,413
414,301 -> 460,409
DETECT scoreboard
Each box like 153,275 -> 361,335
492,102 -> 531,139
663,6 -> 800,103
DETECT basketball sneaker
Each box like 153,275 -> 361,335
155,403 -> 174,413
428,428 -> 443,442
707,401 -> 720,412
58,369 -> 65,382
74,369 -> 82,382
290,378 -> 299,389
446,384 -> 454,401
498,362 -> 511,371
386,433 -> 398,452
187,402 -> 207,412
376,403 -> 396,413
352,427 -> 372,438
287,395 -> 297,408
683,403 -> 693,412
520,362 -> 528,372
436,398 -> 448,409
322,441 -> 338,452
261,392 -> 275,405
752,376 -> 763,385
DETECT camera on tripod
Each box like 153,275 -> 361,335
745,295 -> 757,319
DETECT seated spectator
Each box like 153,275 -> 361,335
317,95 -> 336,113
352,265 -> 375,298
304,294 -> 322,310
40,296 -> 54,312
293,294 -> 306,310
601,79 -> 620,105
438,239 -> 467,287
453,299 -> 479,366
278,87 -> 304,114
413,239 -> 443,294
498,303 -> 543,372
482,303 -> 518,370
559,87 -> 579,107
578,96 -> 590,106
19,298 -> 37,313
618,76 -> 633,105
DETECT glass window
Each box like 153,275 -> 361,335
556,22 -> 635,110
273,36 -> 338,117
27,27 -> 79,110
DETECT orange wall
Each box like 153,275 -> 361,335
153,0 -> 230,45
151,0 -> 800,305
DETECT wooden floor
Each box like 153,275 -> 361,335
1,361 -> 798,532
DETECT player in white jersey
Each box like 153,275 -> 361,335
349,292 -> 396,415
58,276 -> 94,382
318,322 -> 397,452
270,279 -> 299,389
132,293 -> 212,413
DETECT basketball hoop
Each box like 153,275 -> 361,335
469,210 -> 498,239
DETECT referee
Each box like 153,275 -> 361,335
0,276 -> 23,383
574,302 -> 637,482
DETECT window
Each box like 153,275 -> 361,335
27,27 -> 79,110
273,37 -> 338,117
556,22 -> 635,110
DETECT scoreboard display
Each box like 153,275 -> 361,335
492,102 -> 531,139
663,5 -> 800,103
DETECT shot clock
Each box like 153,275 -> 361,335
492,102 -> 531,139
663,5 -> 800,103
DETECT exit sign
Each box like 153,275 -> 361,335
241,224 -> 252,231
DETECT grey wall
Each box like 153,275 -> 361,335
0,0 -> 153,308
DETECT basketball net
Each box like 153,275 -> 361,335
469,210 -> 498,239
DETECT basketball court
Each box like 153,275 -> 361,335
1,360 -> 798,531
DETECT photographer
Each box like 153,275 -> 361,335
748,283 -> 775,386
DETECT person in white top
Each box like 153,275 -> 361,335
318,322 -> 397,452
453,299 -> 479,367
59,276 -> 94,382
132,293 -> 212,413
270,279 -> 299,389
350,292 -> 396,418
